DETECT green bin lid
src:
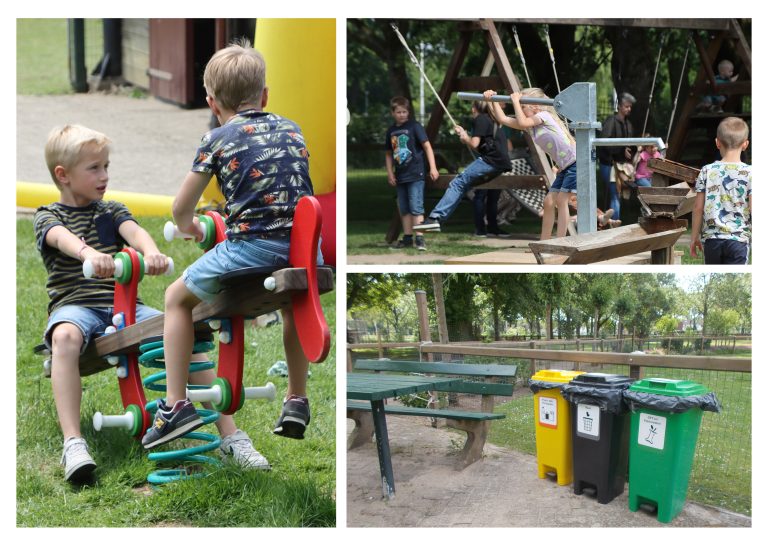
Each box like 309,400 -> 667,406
531,369 -> 584,385
628,378 -> 709,397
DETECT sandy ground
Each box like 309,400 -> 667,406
346,416 -> 751,528
17,93 -> 212,196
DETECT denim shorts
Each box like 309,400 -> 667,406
44,304 -> 162,354
549,162 -> 578,193
183,236 -> 324,303
396,179 -> 425,216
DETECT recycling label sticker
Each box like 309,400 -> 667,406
638,412 -> 667,450
538,396 -> 558,428
577,404 -> 600,440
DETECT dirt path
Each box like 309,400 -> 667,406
346,416 -> 750,528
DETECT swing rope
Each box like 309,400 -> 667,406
544,25 -> 561,93
666,37 -> 691,144
390,23 -> 459,129
641,32 -> 668,136
512,26 -> 532,88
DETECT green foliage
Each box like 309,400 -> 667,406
17,217 -> 336,527
654,314 -> 679,336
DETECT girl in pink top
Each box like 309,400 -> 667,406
633,140 -> 661,187
485,88 -> 576,239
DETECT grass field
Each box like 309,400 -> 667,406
16,216 -> 336,527
347,169 -> 705,263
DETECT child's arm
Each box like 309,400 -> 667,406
421,141 -> 439,181
689,192 -> 706,258
385,151 -> 397,187
173,171 -> 214,240
118,221 -> 168,275
483,90 -> 528,131
44,226 -> 114,278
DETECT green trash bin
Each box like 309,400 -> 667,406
625,378 -> 721,523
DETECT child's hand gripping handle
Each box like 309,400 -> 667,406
83,256 -> 174,279
164,220 -> 207,242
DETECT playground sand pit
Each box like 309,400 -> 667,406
346,416 -> 751,528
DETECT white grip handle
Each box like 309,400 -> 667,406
164,221 -> 207,242
83,258 -> 123,279
83,256 -> 173,278
93,411 -> 135,432
186,382 -> 276,404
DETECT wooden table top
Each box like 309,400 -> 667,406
347,374 -> 461,402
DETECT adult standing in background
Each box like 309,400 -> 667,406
597,92 -> 637,220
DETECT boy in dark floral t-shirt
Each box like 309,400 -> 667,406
142,39 -> 322,450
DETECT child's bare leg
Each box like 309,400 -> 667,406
280,308 -> 308,398
540,192 -> 556,240
163,278 -> 202,405
188,363 -> 237,437
50,323 -> 85,440
555,192 -> 572,238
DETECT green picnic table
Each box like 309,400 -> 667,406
347,373 -> 462,499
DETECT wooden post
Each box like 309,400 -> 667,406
347,348 -> 353,373
431,274 -> 451,362
376,325 -> 384,359
415,290 -> 433,362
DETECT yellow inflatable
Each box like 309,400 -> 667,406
16,181 -> 174,216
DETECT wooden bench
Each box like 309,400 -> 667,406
347,359 -> 517,467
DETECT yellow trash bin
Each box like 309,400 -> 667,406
530,369 -> 584,485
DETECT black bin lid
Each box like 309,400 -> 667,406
570,372 -> 634,390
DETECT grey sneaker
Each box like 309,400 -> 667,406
413,217 -> 441,232
141,398 -> 204,449
61,437 -> 96,483
220,430 -> 271,470
414,236 -> 427,251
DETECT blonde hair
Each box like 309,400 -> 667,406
203,38 -> 266,112
45,125 -> 111,188
717,117 -> 749,150
521,87 -> 575,145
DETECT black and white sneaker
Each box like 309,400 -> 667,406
273,395 -> 310,440
413,217 -> 441,232
141,399 -> 204,449
414,236 -> 427,251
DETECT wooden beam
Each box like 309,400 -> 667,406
454,76 -> 505,92
487,19 -> 732,31
419,344 -> 751,373
425,28 -> 472,141
729,19 -> 752,77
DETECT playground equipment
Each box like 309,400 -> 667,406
458,85 -> 667,234
39,195 -> 333,483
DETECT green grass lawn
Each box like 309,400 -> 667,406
348,168 -> 704,263
17,216 -> 336,527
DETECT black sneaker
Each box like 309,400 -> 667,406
390,236 -> 413,249
487,229 -> 512,239
414,236 -> 427,251
142,399 -> 204,449
273,395 -> 310,439
413,217 -> 441,232
474,231 -> 488,237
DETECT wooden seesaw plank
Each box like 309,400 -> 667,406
77,267 -> 334,377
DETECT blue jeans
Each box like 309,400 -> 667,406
703,239 -> 749,264
635,177 -> 652,187
45,304 -> 162,353
600,163 -> 621,219
472,189 -> 500,233
396,179 -> 425,216
184,236 -> 324,303
430,158 -> 502,221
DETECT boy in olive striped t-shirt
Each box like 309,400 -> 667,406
35,125 -> 269,484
